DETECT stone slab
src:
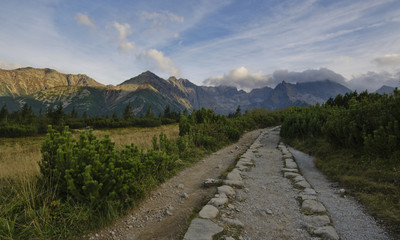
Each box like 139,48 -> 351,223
218,185 -> 236,197
305,215 -> 331,228
295,180 -> 311,189
302,199 -> 327,215
183,218 -> 223,240
223,180 -> 245,188
314,226 -> 340,240
285,159 -> 298,169
199,205 -> 219,219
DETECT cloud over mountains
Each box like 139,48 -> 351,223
347,71 -> 400,92
204,67 -> 269,92
373,54 -> 400,67
204,67 -> 400,92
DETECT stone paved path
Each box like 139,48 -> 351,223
184,126 -> 389,239
185,127 -> 329,239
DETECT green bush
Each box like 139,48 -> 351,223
282,89 -> 400,235
40,126 -> 177,211
0,124 -> 38,137
282,89 -> 400,159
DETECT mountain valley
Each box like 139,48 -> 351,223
0,67 -> 355,116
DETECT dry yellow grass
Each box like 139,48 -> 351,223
0,124 -> 179,180
91,124 -> 179,150
0,136 -> 43,180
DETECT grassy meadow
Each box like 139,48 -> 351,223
0,124 -> 179,181
0,124 -> 180,239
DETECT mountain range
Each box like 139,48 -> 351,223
0,67 -> 356,116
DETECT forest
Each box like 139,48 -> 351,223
0,103 -> 181,138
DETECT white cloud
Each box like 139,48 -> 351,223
175,0 -> 399,83
346,71 -> 400,92
74,13 -> 95,29
113,21 -> 132,40
113,21 -> 136,53
145,49 -> 180,77
111,21 -> 179,77
270,68 -> 346,86
204,67 -> 349,91
138,10 -> 184,44
204,66 -> 269,91
373,54 -> 400,67
0,60 -> 24,70
140,10 -> 184,27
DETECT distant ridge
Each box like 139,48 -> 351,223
0,67 -> 353,116
375,85 -> 395,94
0,67 -> 105,97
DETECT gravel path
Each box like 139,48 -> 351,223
235,127 -> 310,239
289,147 -> 391,240
86,129 -> 261,240
88,126 -> 392,240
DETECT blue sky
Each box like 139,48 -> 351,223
1,0 -> 400,91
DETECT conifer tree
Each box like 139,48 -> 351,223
0,104 -> 8,124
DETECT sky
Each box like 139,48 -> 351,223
0,0 -> 400,92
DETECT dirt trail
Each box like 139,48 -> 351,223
87,129 -> 261,240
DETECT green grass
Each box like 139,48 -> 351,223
284,137 -> 400,237
0,124 -> 236,239
0,125 -> 181,239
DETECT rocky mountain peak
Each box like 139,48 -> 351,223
0,67 -> 104,97
0,67 -> 355,116
375,85 -> 395,94
119,71 -> 165,86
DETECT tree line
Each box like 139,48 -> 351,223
281,89 -> 400,160
0,103 -> 181,137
